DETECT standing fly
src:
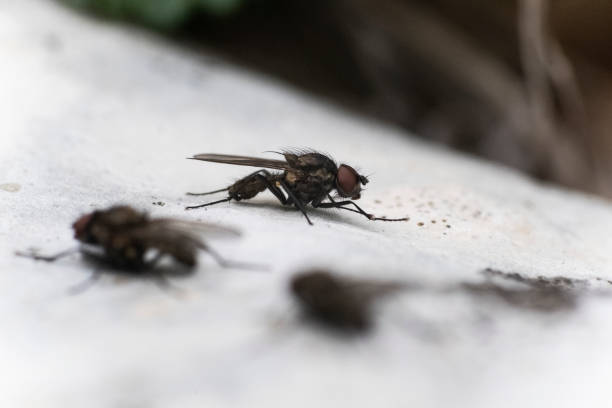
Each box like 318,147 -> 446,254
16,205 -> 251,291
185,150 -> 408,225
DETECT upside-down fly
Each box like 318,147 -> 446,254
185,150 -> 408,225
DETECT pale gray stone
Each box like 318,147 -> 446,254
2,1 -> 612,407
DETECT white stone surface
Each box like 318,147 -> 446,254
2,1 -> 612,407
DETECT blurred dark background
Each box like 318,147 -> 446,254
61,0 -> 612,197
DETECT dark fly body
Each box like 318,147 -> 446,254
16,206 -> 249,290
290,270 -> 405,331
185,150 -> 408,225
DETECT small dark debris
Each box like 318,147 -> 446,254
417,222 -> 424,226
374,199 -> 382,204
446,225 -> 451,228
431,220 -> 436,224
152,201 -> 166,206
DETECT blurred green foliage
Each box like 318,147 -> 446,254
61,0 -> 244,29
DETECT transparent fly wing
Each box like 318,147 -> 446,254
148,218 -> 240,238
189,154 -> 291,171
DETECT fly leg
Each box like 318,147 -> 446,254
277,180 -> 313,225
15,247 -> 79,262
151,271 -> 187,296
143,252 -> 184,293
186,187 -> 229,196
199,244 -> 267,271
314,195 -> 408,222
314,198 -> 373,220
185,197 -> 232,210
252,171 -> 289,206
185,186 -> 231,209
15,246 -> 103,295
67,270 -> 102,295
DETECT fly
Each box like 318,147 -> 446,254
185,150 -> 408,225
16,205 -> 255,292
290,270 -> 405,331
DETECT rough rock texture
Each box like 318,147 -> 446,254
2,1 -> 612,407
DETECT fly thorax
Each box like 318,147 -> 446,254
285,171 -> 299,184
312,168 -> 334,182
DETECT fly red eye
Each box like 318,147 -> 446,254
72,213 -> 93,240
337,164 -> 360,197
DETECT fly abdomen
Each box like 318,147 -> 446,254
228,172 -> 271,201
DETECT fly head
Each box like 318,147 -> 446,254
72,212 -> 96,243
335,164 -> 369,200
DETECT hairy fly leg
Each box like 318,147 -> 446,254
314,195 -> 408,222
278,179 -> 313,225
185,197 -> 232,210
15,247 -> 79,262
186,187 -> 229,196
